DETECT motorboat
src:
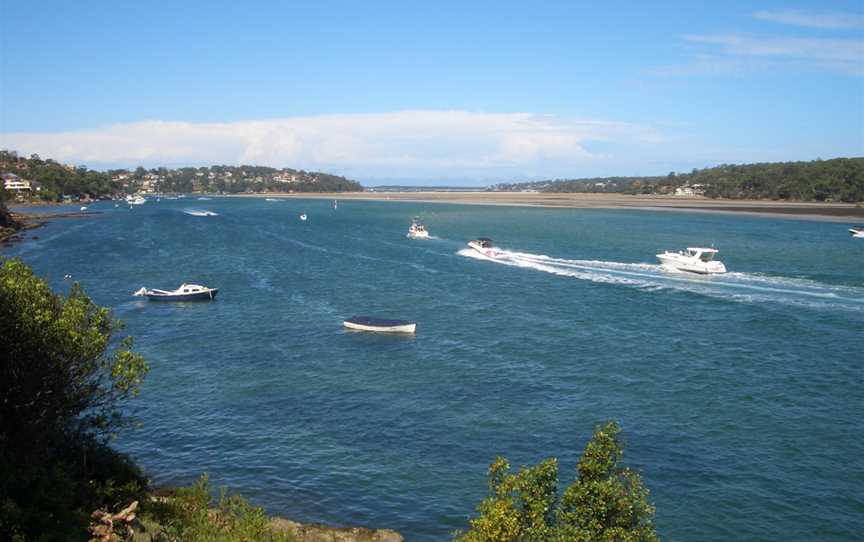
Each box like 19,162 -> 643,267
343,316 -> 416,334
300,213 -> 308,221
80,206 -> 88,211
657,247 -> 727,274
133,283 -> 219,301
265,198 -> 280,202
183,209 -> 218,217
126,195 -> 146,205
406,217 -> 429,239
468,238 -> 498,258
849,226 -> 864,238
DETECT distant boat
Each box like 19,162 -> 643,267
133,283 -> 218,301
126,195 -> 146,205
849,226 -> 864,238
265,198 -> 280,202
300,213 -> 308,221
468,238 -> 498,258
183,209 -> 218,217
80,206 -> 88,211
198,197 -> 212,201
343,316 -> 416,334
407,217 -> 430,239
657,247 -> 727,274
333,199 -> 338,209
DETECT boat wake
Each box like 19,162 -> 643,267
458,248 -> 864,312
183,209 -> 219,217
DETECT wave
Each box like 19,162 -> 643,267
183,209 -> 219,217
458,248 -> 864,312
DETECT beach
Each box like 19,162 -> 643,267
237,192 -> 864,223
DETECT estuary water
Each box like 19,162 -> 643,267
6,197 -> 863,541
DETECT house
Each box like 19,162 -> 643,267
2,172 -> 32,192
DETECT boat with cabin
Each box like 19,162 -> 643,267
126,195 -> 146,205
343,316 -> 416,334
656,247 -> 727,274
849,226 -> 864,238
468,238 -> 498,258
407,217 -> 429,239
133,283 -> 219,301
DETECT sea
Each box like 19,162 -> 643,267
5,197 -> 863,541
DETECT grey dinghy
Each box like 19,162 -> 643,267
343,316 -> 416,333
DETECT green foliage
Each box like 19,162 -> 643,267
455,422 -> 658,542
145,475 -> 294,542
498,157 -> 864,202
0,258 -> 150,541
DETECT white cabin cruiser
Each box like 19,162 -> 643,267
468,238 -> 499,258
133,283 -> 219,301
657,247 -> 726,274
407,217 -> 429,239
126,195 -> 146,205
849,226 -> 864,238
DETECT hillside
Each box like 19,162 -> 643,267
494,158 -> 864,203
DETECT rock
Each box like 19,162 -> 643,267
269,517 -> 404,542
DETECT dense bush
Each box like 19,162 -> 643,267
455,422 -> 658,542
0,258 -> 149,541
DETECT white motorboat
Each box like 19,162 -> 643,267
343,316 -> 416,334
133,283 -> 219,301
657,247 -> 727,274
183,209 -> 218,217
300,213 -> 308,221
126,195 -> 146,205
468,238 -> 498,258
406,217 -> 430,239
80,206 -> 88,211
849,226 -> 864,238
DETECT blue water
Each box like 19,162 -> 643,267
5,198 -> 863,541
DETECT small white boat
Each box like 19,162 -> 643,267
849,227 -> 864,238
126,195 -> 146,205
343,316 -> 416,334
197,197 -> 212,201
183,209 -> 218,217
265,198 -> 280,202
300,213 -> 308,221
133,283 -> 218,301
468,238 -> 498,258
407,217 -> 430,239
657,247 -> 727,274
80,206 -> 88,211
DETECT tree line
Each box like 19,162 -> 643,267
495,158 -> 864,203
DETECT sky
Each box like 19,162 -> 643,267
1,0 -> 862,185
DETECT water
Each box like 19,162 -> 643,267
5,198 -> 863,541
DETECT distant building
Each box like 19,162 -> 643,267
2,172 -> 32,192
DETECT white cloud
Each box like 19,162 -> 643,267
753,9 -> 864,29
0,111 -> 662,181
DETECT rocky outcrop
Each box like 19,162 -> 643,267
269,517 -> 404,542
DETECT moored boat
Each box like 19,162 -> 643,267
407,217 -> 429,239
343,316 -> 416,333
468,238 -> 498,258
133,283 -> 219,301
126,195 -> 146,205
300,213 -> 308,221
849,226 -> 864,238
656,247 -> 726,274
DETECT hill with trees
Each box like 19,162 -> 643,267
494,158 -> 864,203
0,150 -> 364,202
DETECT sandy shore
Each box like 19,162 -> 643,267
238,192 -> 864,223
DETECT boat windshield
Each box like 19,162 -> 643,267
699,252 -> 716,262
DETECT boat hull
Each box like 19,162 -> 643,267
344,317 -> 416,334
146,289 -> 219,301
657,254 -> 726,274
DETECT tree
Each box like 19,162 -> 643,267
0,258 -> 149,540
455,422 -> 659,542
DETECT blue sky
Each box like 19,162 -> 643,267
1,0 -> 862,184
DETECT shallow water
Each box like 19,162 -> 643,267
5,198 -> 863,541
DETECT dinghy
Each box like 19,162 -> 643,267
343,316 -> 416,334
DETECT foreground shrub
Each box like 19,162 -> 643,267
456,421 -> 659,542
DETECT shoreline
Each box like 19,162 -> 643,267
231,192 -> 864,223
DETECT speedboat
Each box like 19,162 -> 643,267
183,209 -> 218,217
406,217 -> 430,239
133,283 -> 219,301
468,238 -> 498,258
657,247 -> 726,274
849,226 -> 864,238
300,213 -> 308,221
343,316 -> 416,334
126,195 -> 146,205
